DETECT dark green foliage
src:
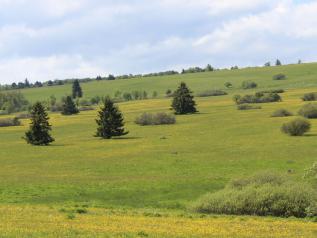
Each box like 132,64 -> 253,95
95,98 -> 128,139
152,91 -> 158,98
264,62 -> 271,67
276,59 -> 282,66
24,102 -> 54,145
72,80 -> 83,98
273,74 -> 286,80
135,112 -> 176,126
123,92 -> 133,101
90,96 -> 101,105
298,103 -> 317,118
224,82 -> 233,88
61,96 -> 79,115
166,89 -> 173,97
0,117 -> 21,127
205,64 -> 214,72
271,109 -> 293,117
257,89 -> 285,94
234,92 -> 281,104
172,82 -> 197,115
0,91 -> 29,114
302,93 -> 317,101
281,118 -> 311,136
237,104 -> 261,110
197,90 -> 227,97
241,81 -> 257,89
191,172 -> 317,218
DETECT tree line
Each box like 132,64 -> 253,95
1,58 -> 296,91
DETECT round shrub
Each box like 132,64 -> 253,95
237,104 -> 261,110
190,172 -> 317,218
135,112 -> 176,126
298,103 -> 317,118
302,93 -> 317,101
273,74 -> 286,80
271,109 -> 293,117
281,118 -> 311,136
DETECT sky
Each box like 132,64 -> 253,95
0,0 -> 316,84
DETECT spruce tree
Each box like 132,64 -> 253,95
95,98 -> 128,139
72,80 -> 83,98
24,102 -> 54,145
276,59 -> 282,66
61,96 -> 79,115
172,82 -> 197,114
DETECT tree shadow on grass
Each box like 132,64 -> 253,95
303,134 -> 317,137
112,136 -> 141,140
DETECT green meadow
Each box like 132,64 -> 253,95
0,63 -> 317,210
1,63 -> 317,237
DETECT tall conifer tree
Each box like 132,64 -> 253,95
172,82 -> 197,114
95,98 -> 128,139
72,80 -> 83,98
24,102 -> 54,145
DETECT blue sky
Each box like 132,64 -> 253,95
0,0 -> 316,83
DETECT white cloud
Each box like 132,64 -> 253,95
0,0 -> 316,83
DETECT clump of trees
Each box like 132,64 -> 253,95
233,92 -> 281,104
181,64 -> 214,74
72,80 -> 83,99
0,91 -> 29,114
24,102 -> 55,146
135,112 -> 176,126
302,93 -> 317,101
281,118 -> 311,136
95,98 -> 128,139
172,82 -> 197,114
241,81 -> 257,89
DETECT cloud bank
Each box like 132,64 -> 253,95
0,0 -> 316,83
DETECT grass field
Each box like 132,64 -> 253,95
19,62 -> 317,102
1,63 -> 317,236
0,205 -> 316,238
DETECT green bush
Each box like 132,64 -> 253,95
258,89 -> 285,94
237,105 -> 261,110
273,74 -> 286,80
241,81 -> 257,89
281,118 -> 311,136
0,91 -> 29,114
197,90 -> 227,97
298,103 -> 317,118
135,112 -> 176,126
271,109 -> 293,117
302,93 -> 317,101
190,172 -> 317,218
0,117 -> 21,127
234,93 -> 281,105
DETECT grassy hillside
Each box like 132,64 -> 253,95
18,62 -> 317,102
0,63 -> 316,236
0,89 -> 316,208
